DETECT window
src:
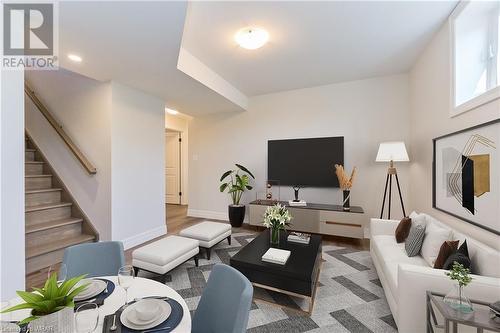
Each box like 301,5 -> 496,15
451,1 -> 500,116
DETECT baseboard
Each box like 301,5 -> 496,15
186,208 -> 249,223
121,225 -> 167,250
187,209 -> 229,221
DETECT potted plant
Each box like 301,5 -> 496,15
263,203 -> 292,246
219,164 -> 255,227
1,273 -> 87,330
444,262 -> 473,313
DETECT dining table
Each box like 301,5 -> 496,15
1,276 -> 191,333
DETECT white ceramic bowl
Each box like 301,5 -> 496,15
134,299 -> 160,322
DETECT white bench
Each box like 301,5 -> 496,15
132,235 -> 199,280
179,221 -> 232,260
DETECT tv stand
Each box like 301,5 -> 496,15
249,200 -> 365,239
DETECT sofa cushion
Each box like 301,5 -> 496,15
405,224 -> 426,257
421,222 -> 452,266
395,217 -> 412,243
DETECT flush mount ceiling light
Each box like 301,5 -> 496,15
234,27 -> 269,50
67,54 -> 82,62
165,107 -> 179,115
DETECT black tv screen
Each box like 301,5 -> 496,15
267,137 -> 344,187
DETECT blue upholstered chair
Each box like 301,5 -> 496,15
192,264 -> 253,333
62,241 -> 125,279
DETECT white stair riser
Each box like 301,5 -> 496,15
26,223 -> 82,247
25,163 -> 44,175
25,191 -> 61,207
26,206 -> 71,225
26,177 -> 52,190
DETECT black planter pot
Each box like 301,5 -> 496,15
228,205 -> 245,227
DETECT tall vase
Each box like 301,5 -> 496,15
343,190 -> 351,211
270,228 -> 280,247
443,284 -> 473,313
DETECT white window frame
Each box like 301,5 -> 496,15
450,1 -> 500,117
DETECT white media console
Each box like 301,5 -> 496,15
249,200 -> 366,239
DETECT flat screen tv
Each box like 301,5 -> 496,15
267,137 -> 344,187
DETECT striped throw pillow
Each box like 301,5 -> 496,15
405,224 -> 426,257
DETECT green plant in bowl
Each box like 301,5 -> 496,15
1,273 -> 88,324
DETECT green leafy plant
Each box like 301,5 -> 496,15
1,273 -> 88,324
446,261 -> 473,287
219,164 -> 255,205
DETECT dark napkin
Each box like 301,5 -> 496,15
102,297 -> 184,333
75,278 -> 115,309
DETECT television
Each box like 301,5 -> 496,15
267,137 -> 344,188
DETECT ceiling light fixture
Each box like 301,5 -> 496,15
234,27 -> 269,50
67,54 -> 82,62
165,107 -> 179,115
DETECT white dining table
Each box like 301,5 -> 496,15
2,276 -> 191,333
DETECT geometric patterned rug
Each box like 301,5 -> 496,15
137,231 -> 398,332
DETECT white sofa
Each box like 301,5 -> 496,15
370,212 -> 500,333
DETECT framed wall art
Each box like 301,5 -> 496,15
433,119 -> 499,235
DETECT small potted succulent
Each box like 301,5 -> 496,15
1,273 -> 87,330
219,164 -> 255,227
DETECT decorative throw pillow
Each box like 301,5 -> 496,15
434,240 -> 459,269
420,222 -> 452,266
409,212 -> 426,226
405,224 -> 426,257
395,217 -> 412,243
443,240 -> 471,270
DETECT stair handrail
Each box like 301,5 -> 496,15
24,82 -> 97,175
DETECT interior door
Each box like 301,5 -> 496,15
165,131 -> 181,204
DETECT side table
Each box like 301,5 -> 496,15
426,291 -> 500,333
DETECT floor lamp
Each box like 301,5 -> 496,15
376,142 -> 409,219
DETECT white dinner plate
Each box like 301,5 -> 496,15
74,279 -> 107,301
121,299 -> 172,330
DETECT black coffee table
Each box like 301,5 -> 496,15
230,230 -> 322,314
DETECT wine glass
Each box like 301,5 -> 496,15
75,303 -> 99,333
118,265 -> 134,305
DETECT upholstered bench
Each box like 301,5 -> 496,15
179,221 -> 232,260
132,235 -> 199,280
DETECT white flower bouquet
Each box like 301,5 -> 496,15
263,204 -> 292,245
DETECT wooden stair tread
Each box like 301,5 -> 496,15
26,217 -> 83,234
25,174 -> 52,178
26,234 -> 95,258
25,148 -> 36,152
26,188 -> 62,194
25,161 -> 44,165
25,202 -> 72,212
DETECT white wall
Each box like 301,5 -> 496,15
165,114 -> 189,205
409,23 -> 500,250
188,74 -> 411,226
111,82 -> 166,249
25,70 -> 113,239
0,69 -> 25,299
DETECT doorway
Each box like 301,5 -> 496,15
165,130 -> 181,204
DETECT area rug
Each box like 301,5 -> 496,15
138,231 -> 397,333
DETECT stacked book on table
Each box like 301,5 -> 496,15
261,248 -> 291,265
490,301 -> 500,319
287,232 -> 311,244
288,200 -> 307,207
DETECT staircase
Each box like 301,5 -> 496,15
25,135 -> 98,278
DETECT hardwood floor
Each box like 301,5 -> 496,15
26,204 -> 369,289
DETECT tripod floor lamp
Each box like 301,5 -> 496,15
376,142 -> 409,219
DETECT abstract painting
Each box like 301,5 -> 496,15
433,119 -> 499,235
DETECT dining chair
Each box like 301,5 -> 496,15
62,241 -> 125,279
192,264 -> 253,333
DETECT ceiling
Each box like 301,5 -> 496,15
58,1 -> 243,116
182,1 -> 458,96
57,1 -> 458,116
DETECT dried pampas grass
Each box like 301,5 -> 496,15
334,164 -> 357,190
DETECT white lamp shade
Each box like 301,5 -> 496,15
376,142 -> 409,162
